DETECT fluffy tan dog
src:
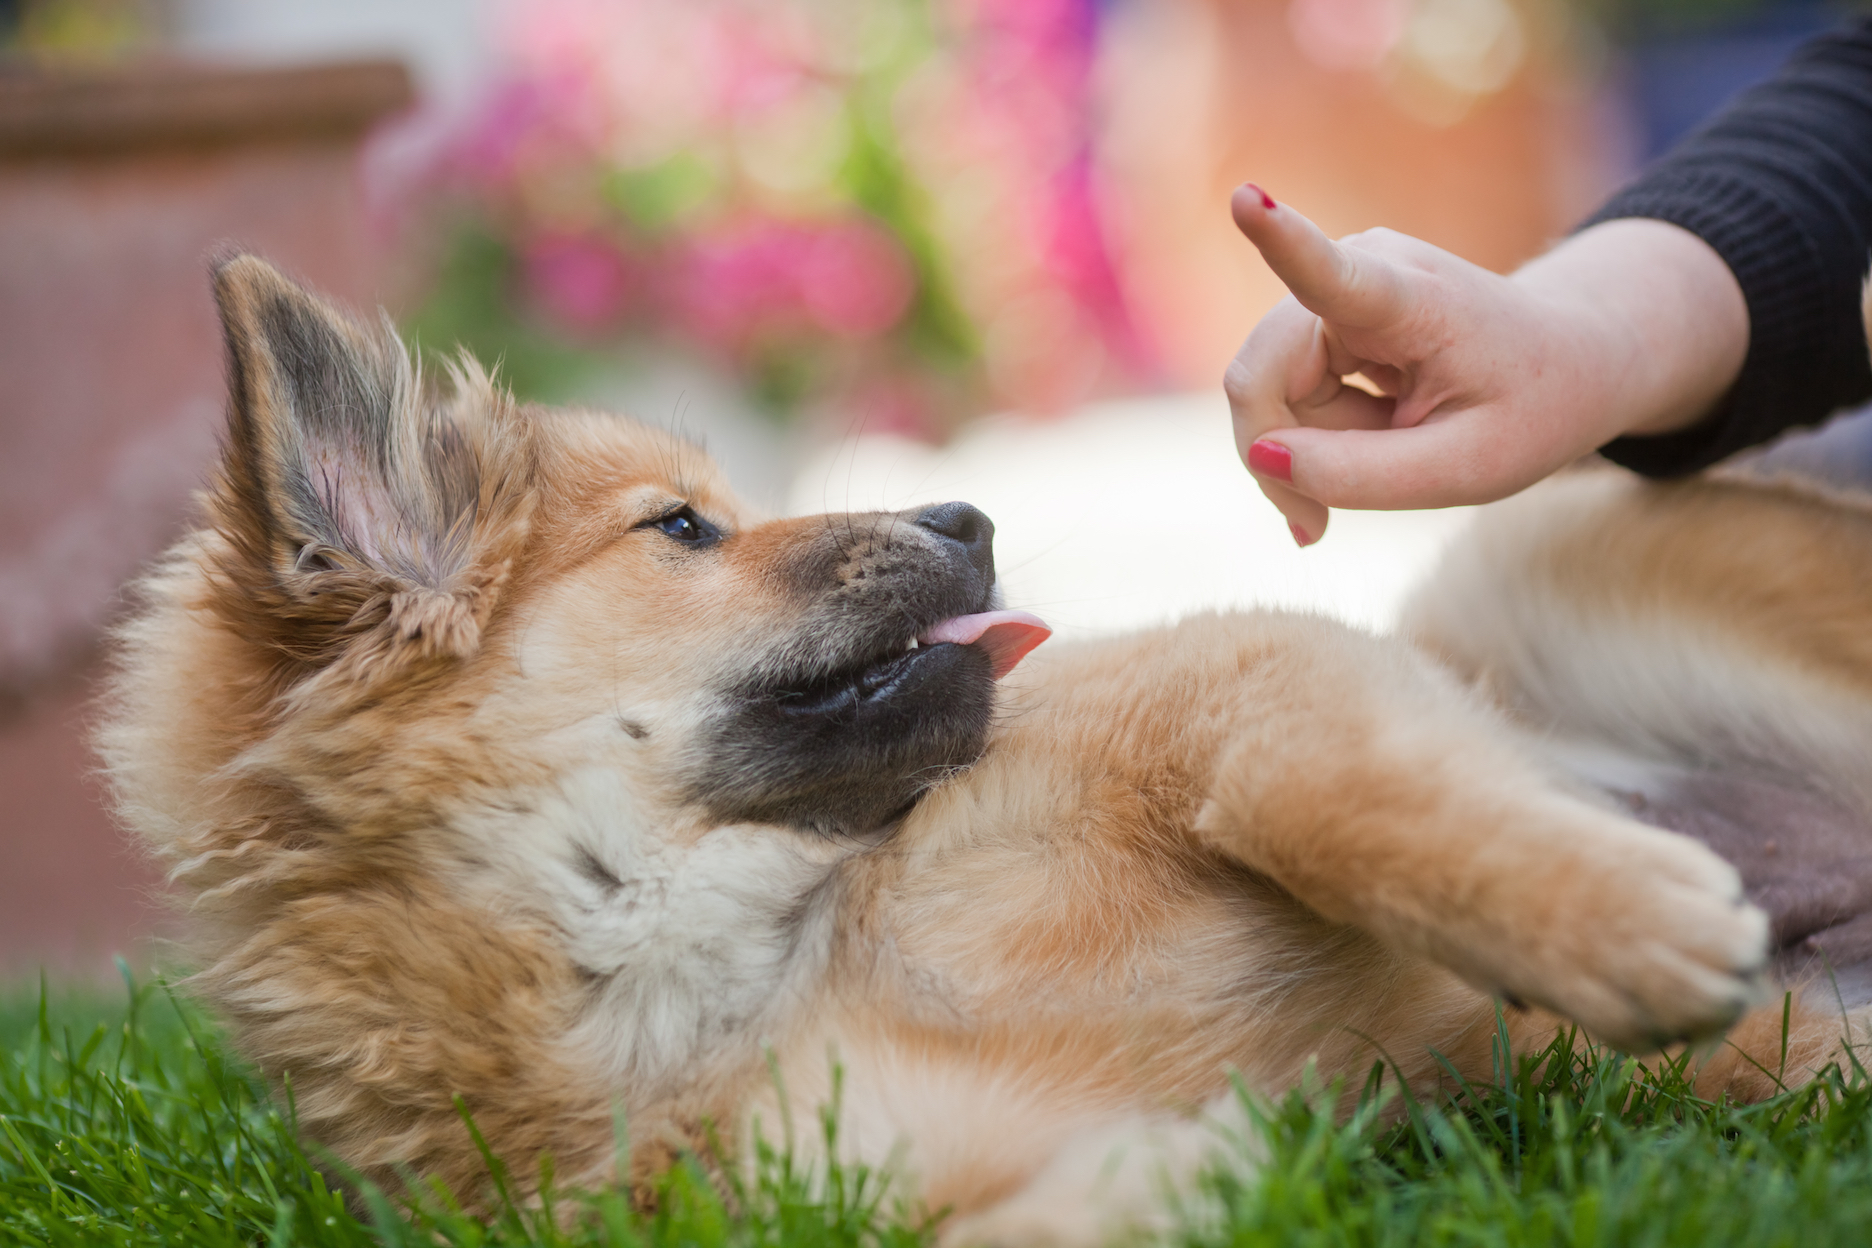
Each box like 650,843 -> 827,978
102,257 -> 1872,1242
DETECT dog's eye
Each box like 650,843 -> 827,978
650,507 -> 718,544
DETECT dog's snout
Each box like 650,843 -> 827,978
915,502 -> 995,582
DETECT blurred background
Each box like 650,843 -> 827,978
1,0 -> 1860,973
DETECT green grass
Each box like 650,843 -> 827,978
5,973 -> 1872,1247
0,970 -> 922,1248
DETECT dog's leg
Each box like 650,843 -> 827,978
936,1095 -> 1259,1248
1684,990 -> 1868,1101
1190,623 -> 1770,1053
749,1034 -> 1252,1248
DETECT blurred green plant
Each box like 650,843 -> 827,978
1,0 -> 150,59
402,227 -> 612,407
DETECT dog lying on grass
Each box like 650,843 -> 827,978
101,256 -> 1872,1242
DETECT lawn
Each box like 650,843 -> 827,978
4,972 -> 1872,1247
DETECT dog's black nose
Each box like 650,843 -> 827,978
915,502 -> 995,583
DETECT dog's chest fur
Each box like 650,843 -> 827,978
457,765 -> 848,1095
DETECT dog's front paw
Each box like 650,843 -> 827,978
1489,821 -> 1769,1052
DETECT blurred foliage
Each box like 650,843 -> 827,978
1,0 -> 152,59
402,227 -> 611,407
397,0 -> 1145,434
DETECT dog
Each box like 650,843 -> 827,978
100,255 -> 1872,1243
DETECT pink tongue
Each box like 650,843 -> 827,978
918,610 -> 1052,680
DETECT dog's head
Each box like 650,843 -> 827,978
100,255 -> 1051,1187
189,255 -> 1044,838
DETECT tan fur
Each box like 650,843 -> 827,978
100,259 -> 1871,1241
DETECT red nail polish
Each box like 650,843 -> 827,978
1248,439 -> 1293,482
1244,182 -> 1276,210
1289,521 -> 1310,547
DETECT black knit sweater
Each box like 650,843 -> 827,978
1585,16 -> 1872,476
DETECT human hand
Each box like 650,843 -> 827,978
1223,186 -> 1748,544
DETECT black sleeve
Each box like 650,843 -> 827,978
1582,17 -> 1872,477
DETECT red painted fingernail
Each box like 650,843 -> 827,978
1247,439 -> 1293,482
1244,182 -> 1275,210
1289,521 -> 1311,547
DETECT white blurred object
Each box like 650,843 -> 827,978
1283,0 -> 1527,123
1398,0 -> 1526,97
787,392 -> 1476,642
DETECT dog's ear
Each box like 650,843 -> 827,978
207,255 -> 523,678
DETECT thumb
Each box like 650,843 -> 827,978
1230,184 -> 1409,331
1259,419 -> 1498,511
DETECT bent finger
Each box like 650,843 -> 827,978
1298,385 -> 1395,432
1223,297 -> 1332,444
1229,184 -> 1411,330
1238,395 -> 1385,545
1257,477 -> 1331,547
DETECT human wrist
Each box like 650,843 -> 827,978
1512,219 -> 1748,444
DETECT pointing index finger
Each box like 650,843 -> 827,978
1229,184 -> 1409,331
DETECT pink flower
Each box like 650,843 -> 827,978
799,222 -> 914,339
523,233 -> 635,331
673,218 -> 914,350
672,222 -> 802,347
447,72 -> 604,191
1042,156 -> 1152,375
708,12 -> 815,117
847,376 -> 940,440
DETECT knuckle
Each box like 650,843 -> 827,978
1339,227 -> 1403,257
1221,358 -> 1260,406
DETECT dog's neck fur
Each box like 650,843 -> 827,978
458,765 -> 853,1099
